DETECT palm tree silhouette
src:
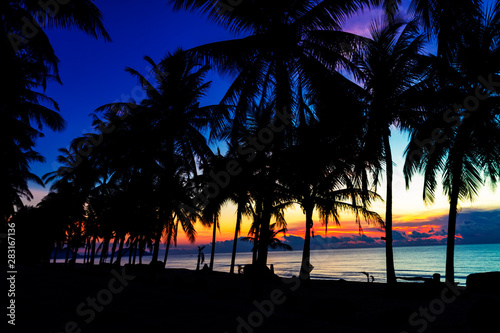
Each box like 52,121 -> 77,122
404,4 -> 500,284
282,123 -> 384,280
356,17 -> 429,285
1,0 -> 109,222
95,49 -> 218,264
169,0 -> 397,269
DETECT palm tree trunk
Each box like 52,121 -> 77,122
115,235 -> 125,266
300,206 -> 313,280
257,203 -> 272,267
132,238 -> 138,265
384,132 -> 397,285
110,234 -> 118,264
230,209 -> 242,274
64,237 -> 71,266
100,236 -> 109,264
446,175 -> 461,285
252,221 -> 260,265
83,239 -> 88,264
152,219 -> 163,262
209,219 -> 217,270
128,238 -> 133,265
138,237 -> 143,265
71,246 -> 78,267
163,224 -> 172,267
90,235 -> 97,266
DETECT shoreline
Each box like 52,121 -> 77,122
7,263 -> 500,333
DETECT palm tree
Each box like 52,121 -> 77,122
0,0 -> 110,221
170,0 -> 396,270
404,4 -> 500,284
95,49 -> 221,263
355,17 -> 429,285
227,152 -> 254,274
281,119 -> 385,280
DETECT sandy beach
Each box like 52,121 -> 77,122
6,264 -> 499,333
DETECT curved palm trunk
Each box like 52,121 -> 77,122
383,132 -> 397,285
300,206 -> 314,280
446,172 -> 461,285
230,209 -> 242,274
209,219 -> 217,270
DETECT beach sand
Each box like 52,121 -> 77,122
7,264 -> 500,333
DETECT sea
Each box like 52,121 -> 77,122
69,243 -> 500,285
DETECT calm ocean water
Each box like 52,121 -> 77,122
70,243 -> 500,285
160,243 -> 500,285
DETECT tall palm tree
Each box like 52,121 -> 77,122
281,115 -> 385,280
0,0 -> 110,221
226,151 -> 254,274
170,0 -> 396,269
404,4 -> 500,284
356,17 -> 429,285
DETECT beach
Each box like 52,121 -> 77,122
8,264 -> 500,333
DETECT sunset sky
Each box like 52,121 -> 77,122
25,0 -> 500,251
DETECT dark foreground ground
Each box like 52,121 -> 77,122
4,264 -> 500,333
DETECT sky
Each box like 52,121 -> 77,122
24,0 -> 500,251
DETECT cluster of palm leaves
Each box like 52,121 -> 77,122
0,0 -> 109,219
3,1 -> 500,285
